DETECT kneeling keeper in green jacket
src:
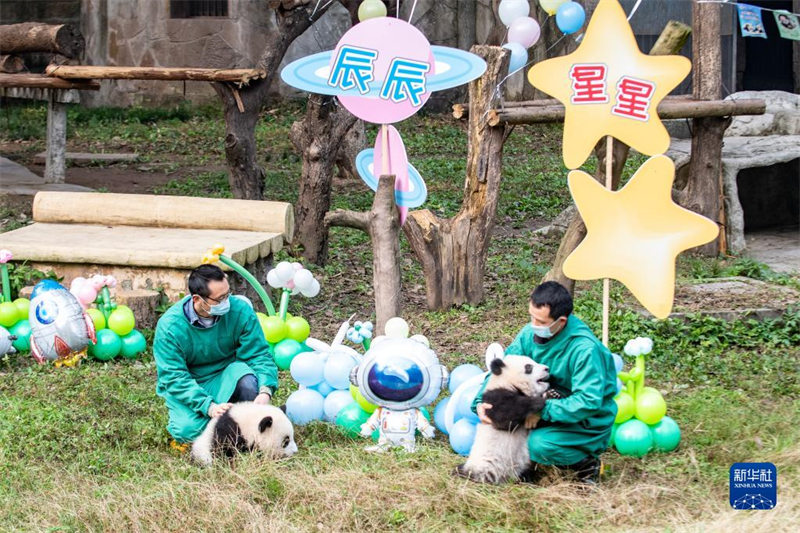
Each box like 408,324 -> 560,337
472,281 -> 617,482
154,264 -> 278,444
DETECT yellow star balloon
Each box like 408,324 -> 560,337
562,155 -> 719,319
527,0 -> 691,169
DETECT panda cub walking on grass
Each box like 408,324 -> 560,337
191,403 -> 297,466
455,347 -> 552,484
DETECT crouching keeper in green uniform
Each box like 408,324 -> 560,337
472,281 -> 617,483
154,264 -> 278,446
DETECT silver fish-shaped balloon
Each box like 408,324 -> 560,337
28,280 -> 96,365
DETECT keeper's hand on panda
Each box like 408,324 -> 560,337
254,392 -> 271,405
208,402 -> 233,418
476,403 -> 493,425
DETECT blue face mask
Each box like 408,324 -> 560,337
531,320 -> 558,339
206,296 -> 230,316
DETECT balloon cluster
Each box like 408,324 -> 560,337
357,0 -> 387,22
70,275 -> 147,361
611,337 -> 681,457
0,250 -> 32,354
260,261 -> 319,371
499,0 -> 586,73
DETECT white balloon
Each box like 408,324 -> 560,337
293,269 -> 314,291
384,317 -> 410,338
291,262 -> 304,270
274,261 -> 295,283
302,279 -> 320,298
410,334 -> 430,348
266,270 -> 282,288
499,0 -> 530,26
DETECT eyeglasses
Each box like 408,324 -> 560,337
203,291 -> 231,305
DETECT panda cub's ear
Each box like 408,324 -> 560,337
490,358 -> 506,375
259,416 -> 273,433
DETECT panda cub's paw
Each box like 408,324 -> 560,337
454,463 -> 500,484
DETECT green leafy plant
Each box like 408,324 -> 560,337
5,262 -> 61,299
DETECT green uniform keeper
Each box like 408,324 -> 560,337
472,281 -> 617,482
154,264 -> 278,444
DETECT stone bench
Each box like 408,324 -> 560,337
667,90 -> 800,254
1,191 -> 294,305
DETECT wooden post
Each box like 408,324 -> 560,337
686,0 -> 726,256
44,91 -> 67,184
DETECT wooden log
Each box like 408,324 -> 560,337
45,65 -> 267,86
0,54 -> 24,73
0,23 -> 84,58
0,73 -> 99,90
464,97 -> 766,125
325,175 -> 401,333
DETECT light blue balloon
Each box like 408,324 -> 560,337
323,352 -> 358,390
616,378 -> 624,394
434,397 -> 451,435
612,352 -> 624,373
290,352 -> 325,387
502,42 -> 528,73
310,380 -> 335,397
556,1 -> 586,35
448,364 -> 483,394
456,383 -> 482,424
449,418 -> 478,456
285,389 -> 324,425
323,389 -> 355,423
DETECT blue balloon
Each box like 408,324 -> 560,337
310,380 -> 335,397
323,389 -> 355,423
455,382 -> 481,424
324,352 -> 358,390
502,42 -> 528,73
556,1 -> 585,35
448,364 -> 483,394
367,356 -> 424,402
290,352 -> 325,387
434,397 -> 451,435
616,378 -> 624,394
285,389 -> 324,425
612,352 -> 624,373
449,418 -> 478,456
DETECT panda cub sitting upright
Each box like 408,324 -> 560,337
456,349 -> 551,484
191,402 -> 297,466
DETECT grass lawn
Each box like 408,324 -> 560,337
1,101 -> 798,532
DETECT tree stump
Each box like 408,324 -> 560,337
0,23 -> 84,58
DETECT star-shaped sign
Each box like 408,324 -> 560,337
527,0 -> 691,169
562,155 -> 719,319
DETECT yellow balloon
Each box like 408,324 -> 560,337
563,156 -> 718,319
358,0 -> 387,21
349,384 -> 377,414
527,0 -> 690,168
539,0 -> 567,16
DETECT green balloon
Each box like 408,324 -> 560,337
261,316 -> 288,344
90,329 -> 122,361
358,0 -> 387,21
273,338 -> 304,370
650,416 -> 681,452
335,403 -> 371,439
614,419 -> 653,457
13,298 -> 30,318
635,387 -> 667,425
285,316 -> 310,343
107,306 -> 136,337
120,329 -> 147,359
614,391 -> 635,424
9,319 -> 31,351
0,302 -> 19,328
86,308 -> 106,331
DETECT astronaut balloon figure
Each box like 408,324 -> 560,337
351,331 -> 448,452
28,280 -> 96,366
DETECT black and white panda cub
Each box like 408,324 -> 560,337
191,403 -> 298,466
456,353 -> 551,484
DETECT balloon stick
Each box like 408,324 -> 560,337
0,264 -> 9,303
602,135 -> 613,347
278,289 -> 290,321
216,254 -> 277,316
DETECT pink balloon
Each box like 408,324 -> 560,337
75,284 -> 98,306
69,277 -> 87,292
508,17 -> 541,49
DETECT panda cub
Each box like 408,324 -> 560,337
191,402 -> 297,466
456,354 -> 550,484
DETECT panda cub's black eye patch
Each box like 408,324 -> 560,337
524,364 -> 533,374
282,436 -> 290,448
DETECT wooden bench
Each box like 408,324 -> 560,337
2,191 -> 294,307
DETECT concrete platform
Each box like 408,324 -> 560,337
745,228 -> 800,275
0,156 -> 92,200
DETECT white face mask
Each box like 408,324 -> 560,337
531,320 -> 557,339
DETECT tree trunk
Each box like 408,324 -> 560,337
403,45 -> 509,310
543,20 -> 693,293
457,0 -> 477,51
685,0 -> 724,256
335,119 -> 366,181
0,23 -> 84,58
325,175 -> 401,334
0,55 -> 24,73
291,94 -> 357,264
